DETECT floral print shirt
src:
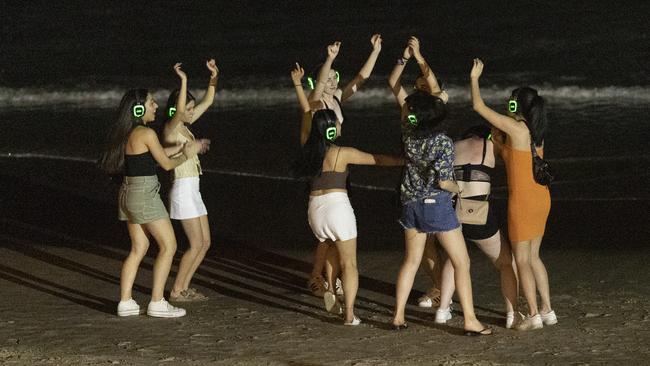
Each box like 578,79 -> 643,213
400,127 -> 455,204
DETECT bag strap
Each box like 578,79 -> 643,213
480,138 -> 487,165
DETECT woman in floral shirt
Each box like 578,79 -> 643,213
389,38 -> 491,336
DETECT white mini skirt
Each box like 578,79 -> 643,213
169,177 -> 208,220
308,192 -> 357,243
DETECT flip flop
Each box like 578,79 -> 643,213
464,327 -> 493,336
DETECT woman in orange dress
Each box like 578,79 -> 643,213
469,58 -> 556,331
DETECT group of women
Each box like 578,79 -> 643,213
292,35 -> 556,334
99,34 -> 556,334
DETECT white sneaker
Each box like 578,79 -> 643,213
418,288 -> 441,308
323,291 -> 343,315
506,311 -> 524,329
434,307 -> 452,324
335,278 -> 344,296
514,313 -> 543,331
540,310 -> 558,325
117,299 -> 140,317
147,298 -> 186,318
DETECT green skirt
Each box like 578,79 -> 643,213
118,175 -> 169,224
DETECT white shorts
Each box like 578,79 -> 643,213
308,192 -> 357,243
169,177 -> 208,220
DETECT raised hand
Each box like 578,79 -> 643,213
291,62 -> 305,84
327,41 -> 341,60
370,34 -> 382,52
174,63 -> 187,80
470,58 -> 484,79
206,59 -> 219,78
407,36 -> 422,59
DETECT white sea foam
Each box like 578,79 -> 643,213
1,84 -> 648,108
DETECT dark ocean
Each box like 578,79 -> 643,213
1,1 -> 649,202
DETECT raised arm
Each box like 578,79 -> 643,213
388,44 -> 411,108
470,58 -> 525,137
309,42 -> 339,104
163,63 -> 188,138
291,63 -> 310,113
409,37 -> 443,96
189,58 -> 219,124
291,62 -> 313,146
340,34 -> 382,102
341,147 -> 405,167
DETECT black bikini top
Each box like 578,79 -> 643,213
454,138 -> 493,183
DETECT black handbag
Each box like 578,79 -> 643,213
530,142 -> 554,186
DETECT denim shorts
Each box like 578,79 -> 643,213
399,192 -> 460,233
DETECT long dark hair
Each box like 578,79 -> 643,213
461,124 -> 491,140
404,91 -> 448,138
511,87 -> 548,147
98,89 -> 148,175
165,88 -> 196,120
291,109 -> 338,178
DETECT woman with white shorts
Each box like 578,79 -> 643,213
291,107 -> 403,326
162,59 -> 217,302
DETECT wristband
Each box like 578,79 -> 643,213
397,57 -> 409,65
209,77 -> 218,87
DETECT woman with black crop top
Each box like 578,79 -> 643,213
291,100 -> 404,325
295,36 -> 382,298
99,63 -> 201,318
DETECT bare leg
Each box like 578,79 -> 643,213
142,218 -> 178,301
121,223 -> 150,301
172,216 -> 210,295
311,242 -> 329,278
438,256 -> 455,310
325,242 -> 340,289
512,240 -> 539,316
183,215 -> 211,290
335,238 -> 358,323
530,236 -> 552,314
436,228 -> 488,333
422,235 -> 442,289
392,228 -> 427,327
472,231 -> 518,314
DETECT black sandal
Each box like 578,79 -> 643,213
464,327 -> 493,336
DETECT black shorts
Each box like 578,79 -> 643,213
460,195 -> 500,241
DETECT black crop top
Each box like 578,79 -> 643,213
124,151 -> 156,176
454,138 -> 493,183
311,147 -> 349,190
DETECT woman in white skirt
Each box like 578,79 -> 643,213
162,59 -> 217,302
291,107 -> 404,326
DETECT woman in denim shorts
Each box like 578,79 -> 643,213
388,38 -> 491,335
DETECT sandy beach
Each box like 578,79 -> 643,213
1,158 -> 649,365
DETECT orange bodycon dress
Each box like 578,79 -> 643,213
500,144 -> 551,243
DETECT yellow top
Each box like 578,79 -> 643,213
170,124 -> 202,181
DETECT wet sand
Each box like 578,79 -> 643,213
1,158 -> 649,365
